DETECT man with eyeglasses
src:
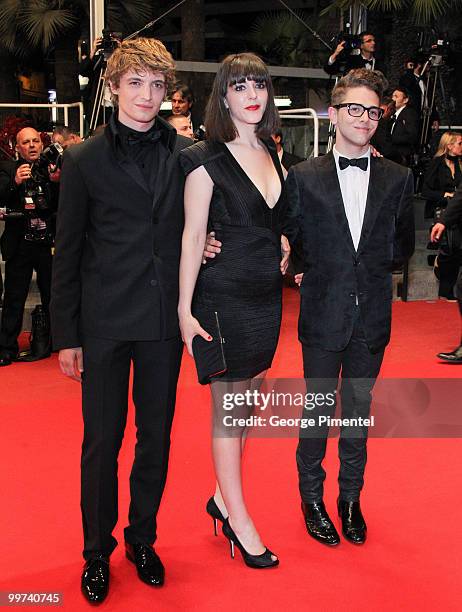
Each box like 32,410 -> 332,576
285,69 -> 414,546
325,32 -> 385,77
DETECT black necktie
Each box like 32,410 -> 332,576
126,130 -> 161,146
338,156 -> 368,171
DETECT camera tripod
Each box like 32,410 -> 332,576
419,54 -> 450,151
87,0 -> 189,134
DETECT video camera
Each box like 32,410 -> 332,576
96,29 -> 121,61
0,145 -> 61,242
333,32 -> 362,53
34,142 -> 64,177
1,181 -> 54,242
429,36 -> 452,67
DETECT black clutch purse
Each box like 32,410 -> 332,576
192,311 -> 227,385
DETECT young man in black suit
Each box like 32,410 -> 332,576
286,69 -> 415,546
51,38 -> 191,603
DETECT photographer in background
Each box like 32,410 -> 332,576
324,32 -> 385,76
0,127 -> 59,366
52,125 -> 83,150
166,114 -> 194,140
171,84 -> 194,118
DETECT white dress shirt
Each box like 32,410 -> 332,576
333,146 -> 371,251
390,104 -> 406,134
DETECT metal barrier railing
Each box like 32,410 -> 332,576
279,108 -> 320,157
0,102 -> 84,137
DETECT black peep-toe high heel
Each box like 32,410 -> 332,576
222,518 -> 279,569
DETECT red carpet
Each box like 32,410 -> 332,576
0,290 -> 461,610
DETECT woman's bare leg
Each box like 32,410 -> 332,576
210,372 -> 276,558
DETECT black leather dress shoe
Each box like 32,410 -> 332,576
338,499 -> 367,544
0,355 -> 12,367
81,555 -> 110,604
125,543 -> 164,586
437,345 -> 462,363
301,501 -> 340,546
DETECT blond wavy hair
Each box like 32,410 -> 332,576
106,37 -> 176,104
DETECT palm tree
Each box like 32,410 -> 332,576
321,0 -> 462,25
0,1 -> 153,105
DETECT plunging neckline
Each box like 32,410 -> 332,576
221,141 -> 284,210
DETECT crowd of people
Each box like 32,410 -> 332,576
0,33 -> 461,604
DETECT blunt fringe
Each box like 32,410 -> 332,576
331,68 -> 388,106
205,53 -> 280,142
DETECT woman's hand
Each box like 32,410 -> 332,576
280,234 -> 290,274
179,312 -> 212,356
431,223 -> 445,242
202,230 -> 222,264
294,273 -> 304,286
370,145 -> 383,158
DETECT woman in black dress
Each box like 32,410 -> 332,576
178,54 -> 290,568
422,131 -> 462,299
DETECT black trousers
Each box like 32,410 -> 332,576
297,309 -> 385,503
0,240 -> 52,356
456,262 -> 462,321
438,249 -> 462,299
81,335 -> 183,560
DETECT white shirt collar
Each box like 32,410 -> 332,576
333,145 -> 371,161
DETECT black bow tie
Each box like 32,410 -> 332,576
338,156 -> 368,171
126,130 -> 160,146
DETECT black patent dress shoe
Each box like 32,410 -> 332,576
81,554 -> 110,604
301,501 -> 340,546
437,345 -> 462,363
0,355 -> 12,367
125,543 -> 165,586
338,499 -> 367,544
0,352 -> 18,366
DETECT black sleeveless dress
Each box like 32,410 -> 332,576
179,140 -> 289,381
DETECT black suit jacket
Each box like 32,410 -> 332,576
399,71 -> 423,112
324,53 -> 385,76
422,156 -> 461,202
281,150 -> 305,172
50,116 -> 191,349
0,160 -> 23,260
389,106 -> 420,162
285,153 -> 415,353
441,188 -> 462,227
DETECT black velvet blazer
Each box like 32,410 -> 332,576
285,152 -> 415,353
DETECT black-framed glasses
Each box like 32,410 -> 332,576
334,103 -> 383,121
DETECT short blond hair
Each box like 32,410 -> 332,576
106,37 -> 176,104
